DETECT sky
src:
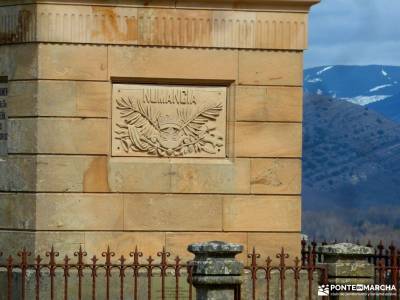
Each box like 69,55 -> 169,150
304,0 -> 400,68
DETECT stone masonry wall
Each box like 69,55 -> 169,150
0,0 -> 317,265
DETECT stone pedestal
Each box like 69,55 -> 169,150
0,0 -> 319,261
188,241 -> 243,300
319,243 -> 374,300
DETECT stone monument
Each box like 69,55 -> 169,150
0,0 -> 319,262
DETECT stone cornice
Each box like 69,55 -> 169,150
0,2 -> 316,49
1,0 -> 320,11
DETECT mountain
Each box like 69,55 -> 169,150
304,65 -> 400,123
302,93 -> 400,243
368,93 -> 400,123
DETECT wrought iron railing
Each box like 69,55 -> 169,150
0,246 -> 327,300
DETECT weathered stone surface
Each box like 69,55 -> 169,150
111,158 -> 251,194
0,193 -> 35,229
108,157 -> 171,193
188,240 -> 243,256
0,44 -> 38,80
8,118 -> 109,154
236,86 -> 302,122
36,193 -> 124,230
0,4 -> 309,50
124,194 -> 223,231
8,80 -> 111,117
189,241 -> 244,300
38,44 -> 108,80
36,4 -> 139,44
223,195 -> 300,232
319,243 -> 374,256
9,155 -> 249,193
7,118 -> 37,153
36,155 -> 107,192
109,46 -> 238,80
166,232 -> 248,263
0,155 -> 36,191
35,81 -> 110,117
7,81 -> 37,117
247,233 -> 301,264
169,158 -> 251,193
235,122 -> 302,157
238,50 -> 303,86
194,285 -> 237,300
326,262 -> 375,278
250,158 -> 301,194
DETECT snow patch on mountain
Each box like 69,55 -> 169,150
317,66 -> 333,75
307,78 -> 322,83
341,95 -> 391,106
369,84 -> 392,92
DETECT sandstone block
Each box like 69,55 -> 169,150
38,44 -> 108,80
7,81 -> 37,117
223,195 -> 300,231
0,155 -> 36,191
238,50 -> 303,86
36,155 -> 109,192
250,158 -> 301,194
8,118 -> 109,154
35,81 -> 110,117
109,46 -> 238,80
108,158 -> 171,193
0,44 -> 38,80
0,193 -> 35,230
36,193 -> 123,231
169,158 -> 251,193
7,118 -> 37,153
236,86 -> 302,122
124,194 -> 223,231
235,122 -> 302,157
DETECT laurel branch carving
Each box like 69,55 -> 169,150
114,97 -> 224,157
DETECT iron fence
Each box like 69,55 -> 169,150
0,246 -> 327,300
301,239 -> 400,299
301,239 -> 400,267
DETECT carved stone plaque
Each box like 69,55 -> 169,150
112,84 -> 227,158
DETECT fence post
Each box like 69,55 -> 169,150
188,241 -> 244,300
319,243 -> 374,299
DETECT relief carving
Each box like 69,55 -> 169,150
112,85 -> 227,158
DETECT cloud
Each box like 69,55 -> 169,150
305,0 -> 400,68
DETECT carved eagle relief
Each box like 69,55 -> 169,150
114,97 -> 224,157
